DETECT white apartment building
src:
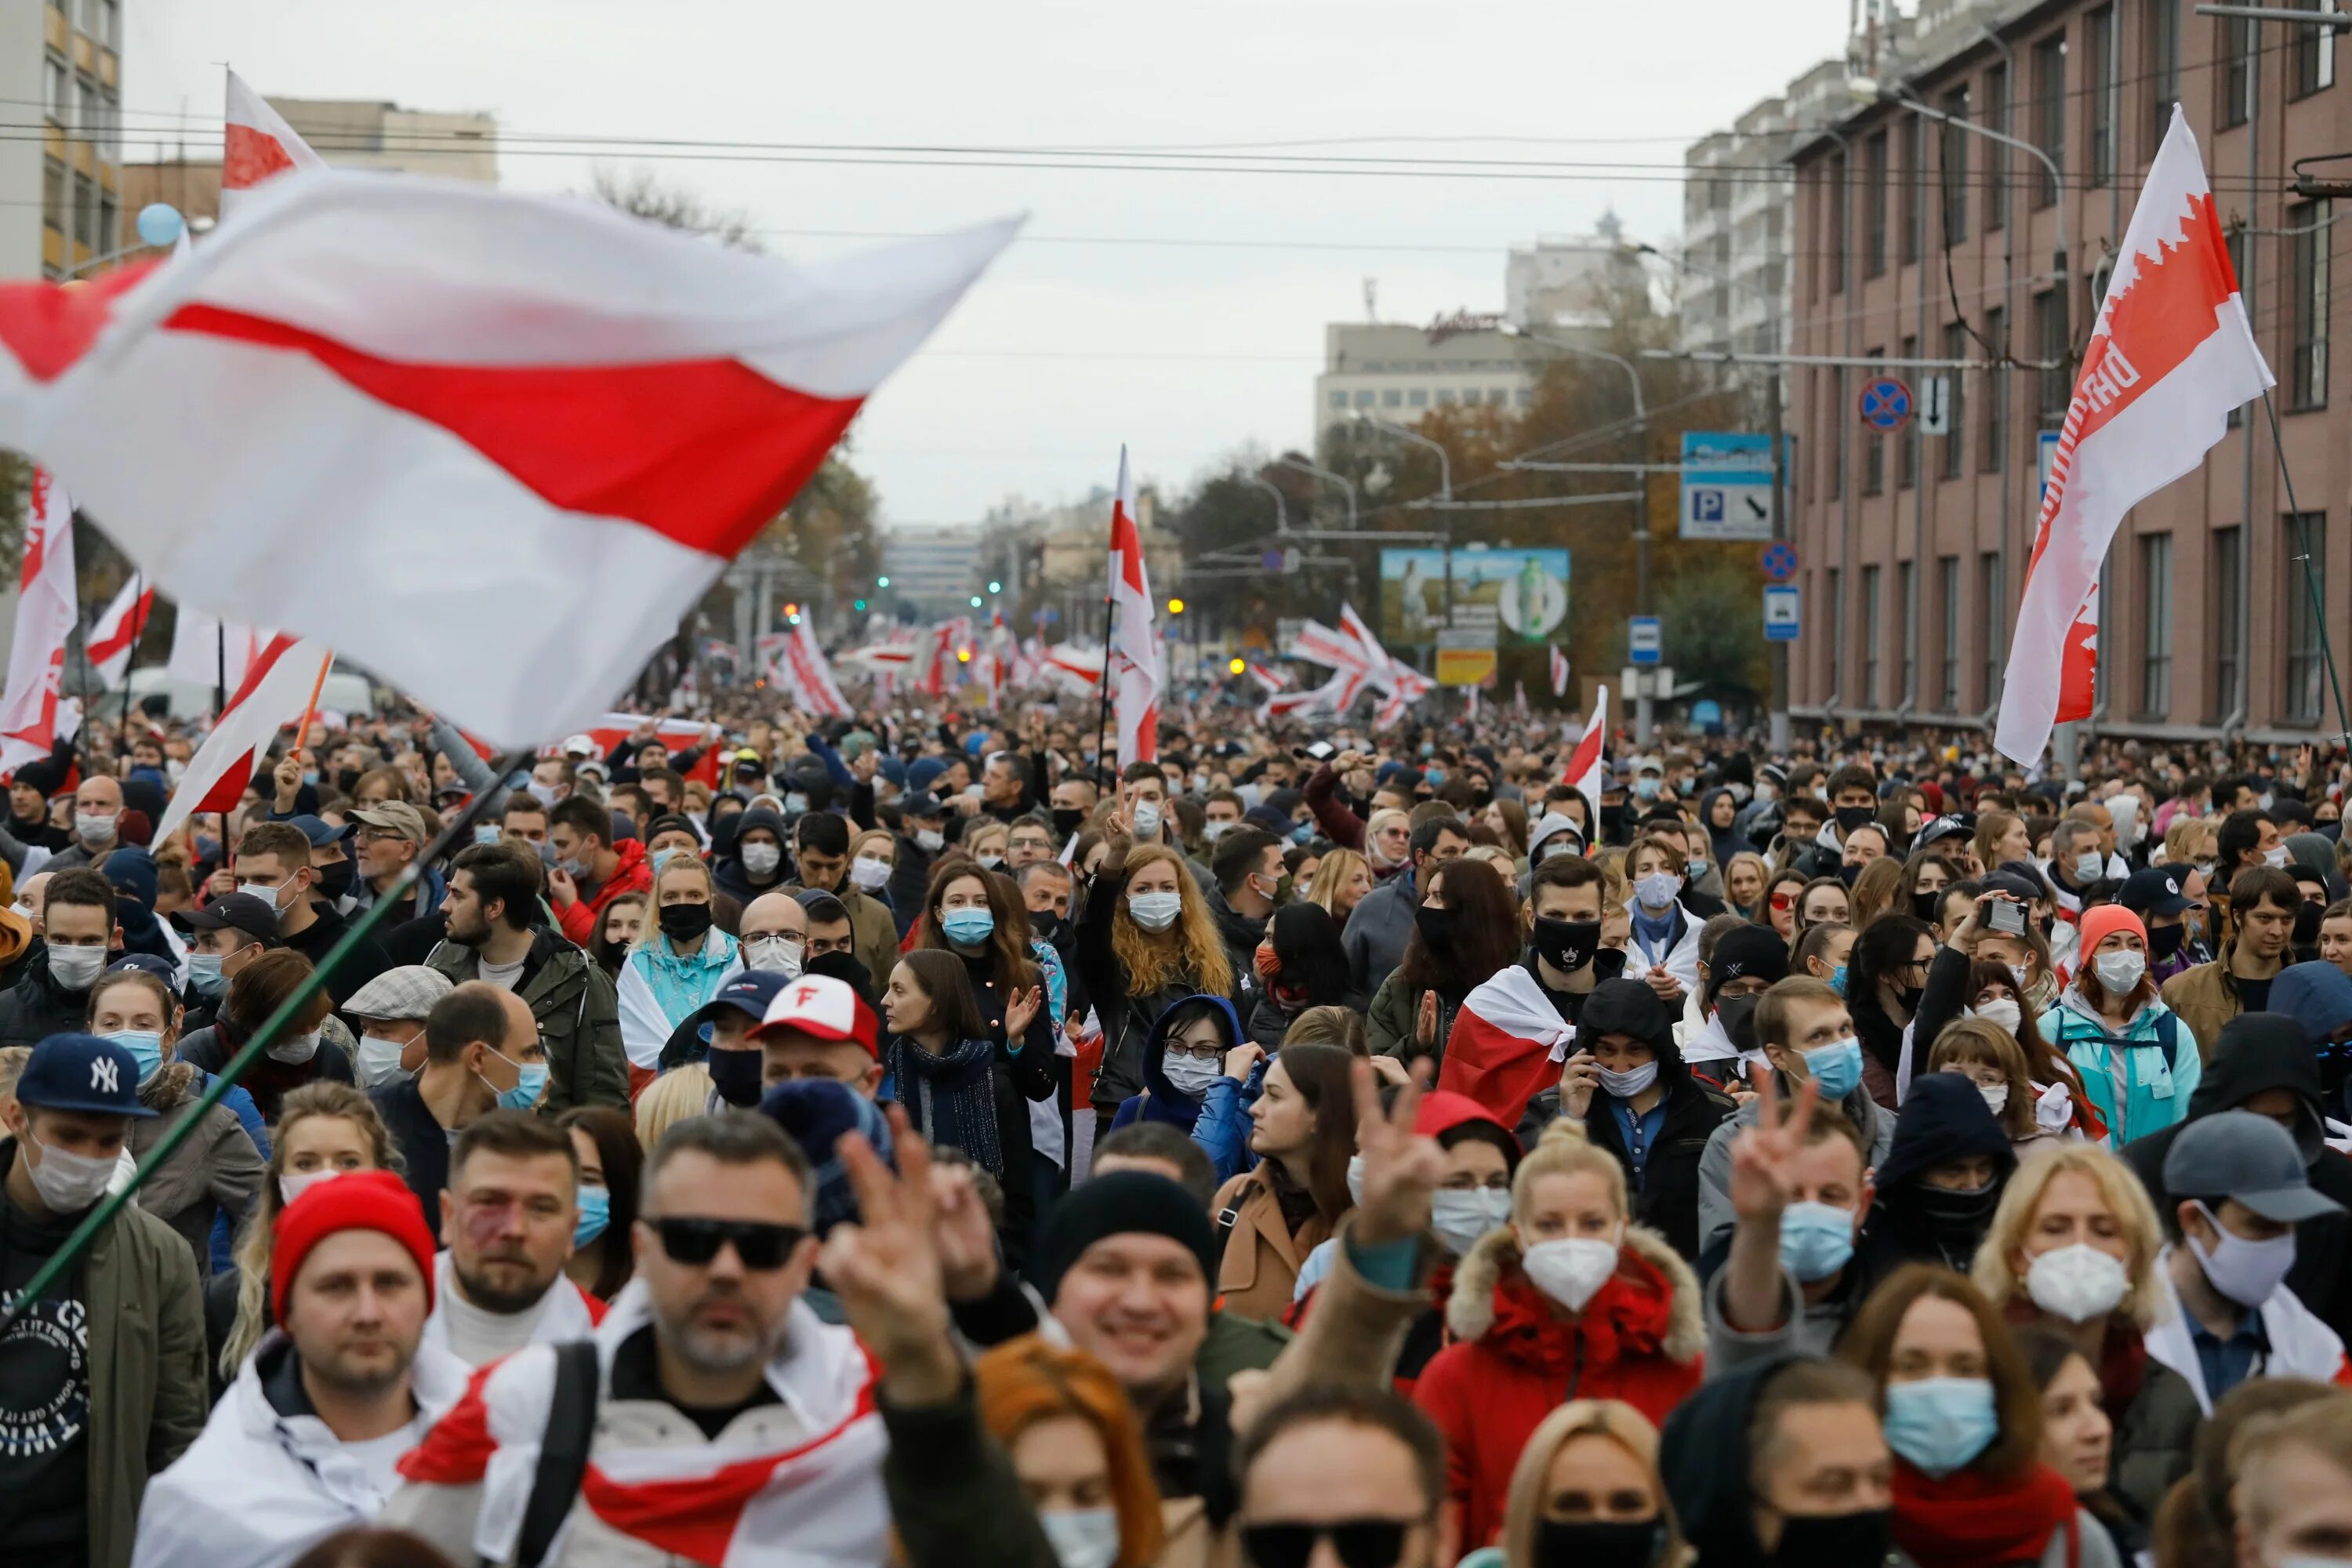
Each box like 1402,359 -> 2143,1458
1314,318 -> 1538,442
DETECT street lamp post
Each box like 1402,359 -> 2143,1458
1349,412 -> 1456,631
1238,472 -> 1289,535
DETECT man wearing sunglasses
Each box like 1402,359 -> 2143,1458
1232,1385 -> 1452,1568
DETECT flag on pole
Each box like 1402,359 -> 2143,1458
1108,447 -> 1161,766
0,174 -> 1015,747
1550,645 -> 1570,698
1438,966 -> 1578,1129
1994,107 -> 2272,764
1246,662 -> 1290,695
86,574 -> 154,688
155,635 -> 334,839
220,69 -> 327,222
779,621 -> 853,719
0,470 -> 75,780
166,609 -> 274,701
1563,685 -> 1609,808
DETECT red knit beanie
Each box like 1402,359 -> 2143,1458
2076,904 -> 2147,961
271,1169 -> 437,1324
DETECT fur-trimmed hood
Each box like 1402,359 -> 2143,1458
1443,1219 -> 1705,1365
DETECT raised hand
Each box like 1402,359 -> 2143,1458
928,1157 -> 1001,1302
1726,1071 -> 1821,1224
820,1109 -> 961,1403
1414,989 -> 1441,1052
1348,1058 -> 1446,1247
1224,1041 -> 1267,1082
1004,985 -> 1043,1040
1559,1050 -> 1601,1120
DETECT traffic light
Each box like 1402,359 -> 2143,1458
854,599 -> 868,612
783,602 -> 799,617
988,580 -> 1003,594
969,595 -> 983,608
1229,657 -> 1246,675
1167,597 -> 1185,615
956,648 -> 973,663
877,575 -> 891,588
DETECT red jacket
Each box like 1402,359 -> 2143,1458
555,837 -> 652,947
1411,1224 -> 1704,1552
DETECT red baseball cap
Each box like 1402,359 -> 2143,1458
752,974 -> 880,1058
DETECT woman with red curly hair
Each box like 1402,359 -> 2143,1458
975,1335 -> 1164,1568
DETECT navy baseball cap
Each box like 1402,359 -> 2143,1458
898,790 -> 946,822
104,953 -> 176,983
178,891 -> 285,946
2120,866 -> 2192,918
16,1033 -> 158,1117
687,970 -> 794,1029
284,814 -> 356,848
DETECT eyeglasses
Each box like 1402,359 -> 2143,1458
1241,1520 -> 1417,1568
648,1217 -> 808,1270
1769,891 -> 1797,912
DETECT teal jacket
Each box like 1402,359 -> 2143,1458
2040,987 -> 2201,1149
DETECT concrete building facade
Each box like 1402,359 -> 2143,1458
1,0 -> 125,281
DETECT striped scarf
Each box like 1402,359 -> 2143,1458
884,1034 -> 1004,1178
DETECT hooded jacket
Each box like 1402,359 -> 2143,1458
2120,1011 -> 2352,1344
125,1062 -> 267,1273
103,848 -> 177,973
1864,1071 -> 2020,1276
1659,1353 -> 1799,1568
2041,985 -> 2199,1148
1110,992 -> 1241,1138
1570,979 -> 1737,1261
2270,960 -> 2352,1104
1202,886 -> 1267,1012
429,926 -> 629,1112
711,808 -> 791,905
552,836 -> 652,949
1413,1221 -> 1704,1552
1342,866 -> 1422,994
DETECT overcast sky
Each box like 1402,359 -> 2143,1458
126,2 -> 1842,531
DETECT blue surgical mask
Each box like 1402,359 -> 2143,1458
1829,964 -> 1849,997
106,1029 -> 165,1083
574,1185 -> 612,1247
1290,823 -> 1312,845
1777,1200 -> 1857,1283
481,1054 -> 549,1112
942,908 -> 996,946
1882,1377 -> 1999,1476
1801,1036 -> 1864,1100
474,824 -> 502,845
1635,776 -> 1662,801
187,953 -> 227,999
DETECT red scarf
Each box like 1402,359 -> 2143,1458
1892,1458 -> 2080,1568
1485,1249 -> 1675,1377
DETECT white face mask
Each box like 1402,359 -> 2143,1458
355,1031 -> 415,1088
739,843 -> 782,878
45,944 -> 107,993
1131,803 -> 1163,840
1978,1082 -> 2010,1115
850,855 -> 892,891
278,1166 -> 347,1208
2024,1243 -> 2129,1323
2190,1202 -> 2299,1307
239,880 -> 293,921
1345,1152 -> 1367,1207
1519,1231 -> 1621,1313
22,1130 -> 117,1212
742,934 -> 804,977
1161,1053 -> 1221,1097
1972,998 -> 2024,1034
74,811 -> 118,847
1431,1189 -> 1512,1256
2073,851 -> 2103,882
914,829 -> 946,854
1596,1062 -> 1659,1098
2092,949 -> 2147,994
267,1030 -> 322,1065
2267,844 -> 2292,868
1038,1508 -> 1121,1568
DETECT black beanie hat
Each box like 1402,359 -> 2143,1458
1028,1171 -> 1218,1305
1708,924 -> 1791,1000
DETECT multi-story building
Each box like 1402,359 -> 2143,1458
1786,0 -> 2347,745
120,96 -> 499,226
1681,64 -> 1845,362
1314,318 -> 1540,443
0,0 -> 125,281
1506,213 -> 1651,332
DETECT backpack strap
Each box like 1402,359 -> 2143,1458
2154,1011 -> 2180,1073
504,1339 -> 601,1568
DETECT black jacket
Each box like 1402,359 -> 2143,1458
1559,978 -> 1735,1261
2122,1011 -> 2352,1344
371,1076 -> 456,1244
1202,887 -> 1267,1013
0,944 -> 92,1044
1861,1072 -> 2019,1276
281,904 -> 394,1010
1660,1354 -> 1803,1568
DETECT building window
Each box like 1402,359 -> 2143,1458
1981,307 -> 2008,472
2034,34 -> 2066,209
1898,335 -> 1920,489
2139,532 -> 2173,716
2147,0 -> 2180,154
1986,64 -> 2010,230
1327,390 -> 1347,411
1830,155 -> 1849,293
1941,89 -> 1969,245
1490,387 -> 1510,405
95,84 -> 118,161
1942,323 -> 1969,479
73,72 -> 94,139
1862,565 -> 1882,707
1940,556 -> 1962,711
2220,15 -> 2253,128
2213,525 -> 2243,720
2286,512 -> 2328,721
45,54 -> 67,125
1436,388 -> 1457,405
1981,551 -> 2005,706
1865,131 -> 1888,278
2290,201 -> 2331,410
71,171 -> 93,249
2294,0 -> 2338,98
1378,387 -> 1399,408
2035,290 -> 2070,421
1408,388 -> 1428,408
1900,560 -> 1918,704
1352,390 -> 1374,408
2089,6 -> 2119,187
1515,387 -> 1532,408
1902,115 -> 1926,266
42,158 -> 64,234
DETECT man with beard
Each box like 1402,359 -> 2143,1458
130,1172 -> 466,1568
426,841 -> 626,1111
420,1108 -> 604,1368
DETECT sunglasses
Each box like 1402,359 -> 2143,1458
648,1217 -> 807,1270
1241,1521 -> 1416,1568
1769,891 -> 1797,912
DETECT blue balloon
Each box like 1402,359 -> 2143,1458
135,203 -> 184,249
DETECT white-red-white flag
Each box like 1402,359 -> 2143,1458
1550,645 -> 1570,699
220,69 -> 327,222
0,470 -> 75,781
1995,107 -> 2272,764
1247,662 -> 1290,695
779,621 -> 852,719
1108,447 -> 1161,766
87,574 -> 153,688
1563,685 -> 1608,808
0,174 -> 1013,747
1439,965 -> 1578,1129
155,634 -> 333,839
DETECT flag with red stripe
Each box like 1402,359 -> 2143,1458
1108,448 -> 1161,766
0,470 -> 75,781
1563,685 -> 1608,808
220,70 -> 326,222
1438,966 -> 1576,1129
87,574 -> 153,688
1550,645 -> 1570,699
155,635 -> 332,838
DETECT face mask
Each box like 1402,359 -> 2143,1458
1834,804 -> 1875,835
1346,1152 -> 1367,1206
1911,891 -> 1943,925
2073,851 -> 2104,883
240,880 -> 295,922
1533,916 -> 1601,974
851,855 -> 892,891
75,811 -> 118,846
574,1185 -> 612,1248
356,1032 -> 415,1088
1836,862 -> 1863,887
1597,1061 -> 1659,1098
474,823 -> 503,847
1801,1036 -> 1864,1100
1895,983 -> 1926,1013
658,903 -> 714,943
1131,804 -> 1163,840
1978,1082 -> 2009,1115
942,908 -> 996,946
267,1029 -> 322,1065
1972,998 -> 2022,1034
1532,1518 -> 1661,1568
313,861 -> 356,901
2092,949 -> 2146,993
526,780 -> 561,809
1633,776 -> 1661,801
1519,1232 -> 1621,1312
2005,962 -> 2030,991
2190,1203 -> 2299,1306
22,1131 -> 116,1213
2267,844 -> 2292,868
279,1166 -> 346,1207
1778,1200 -> 1857,1282
1828,964 -> 1848,998
2025,1243 -> 2130,1323
1414,904 -> 1457,951
555,851 -> 593,880
187,952 -> 227,999
1039,1507 -> 1121,1568
1632,870 -> 1681,911
2194,858 -> 2218,880
1430,1189 -> 1512,1257
1051,808 -> 1086,838
1127,891 -> 1182,932
1915,1181 -> 2002,1240
740,843 -> 782,878
1686,856 -> 1711,882
46,944 -> 107,993
1160,1051 -> 1221,1098
1883,1377 -> 1999,1476
978,853 -> 1007,871
911,828 -> 946,855
1202,820 -> 1231,844
706,1046 -> 764,1108
105,1029 -> 165,1082
1031,911 -> 1064,943
742,934 -> 804,977
499,1060 -> 550,1112
782,792 -> 811,816
1769,1509 -> 1892,1566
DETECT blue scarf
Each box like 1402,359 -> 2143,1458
884,1035 -> 1004,1179
1632,903 -> 1680,960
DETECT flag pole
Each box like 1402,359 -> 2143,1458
1092,505 -> 1118,783
0,747 -> 535,1338
2262,391 -> 2352,754
290,647 -> 335,754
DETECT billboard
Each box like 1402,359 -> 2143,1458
1380,546 -> 1570,647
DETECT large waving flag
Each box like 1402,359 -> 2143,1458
1108,448 -> 1162,766
0,174 -> 1014,747
87,574 -> 154,688
1995,107 -> 2271,764
221,70 -> 328,221
1439,965 -> 1576,1130
0,470 -> 75,780
779,620 -> 853,719
156,635 -> 333,839
1563,685 -> 1608,808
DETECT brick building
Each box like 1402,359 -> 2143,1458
1787,0 -> 2343,746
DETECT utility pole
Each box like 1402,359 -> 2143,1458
1766,364 -> 1791,753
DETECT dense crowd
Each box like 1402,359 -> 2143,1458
1,699 -> 2350,1568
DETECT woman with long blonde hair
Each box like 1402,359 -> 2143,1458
1306,845 -> 1374,925
1497,1399 -> 1694,1568
973,1336 -> 1164,1568
1073,819 -> 1234,1146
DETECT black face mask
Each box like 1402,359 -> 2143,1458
2150,922 -> 2187,960
2296,902 -> 2325,945
1600,804 -> 1629,843
313,861 -> 355,901
1913,1178 -> 2002,1236
1896,983 -> 1926,1013
1532,1518 -> 1661,1568
1029,911 -> 1064,943
1837,862 -> 1861,887
706,1044 -> 764,1108
1834,804 -> 1876,836
1051,808 -> 1085,838
1532,916 -> 1602,975
1769,1508 -> 1892,1567
1414,904 -> 1457,953
1911,891 -> 1942,925
659,903 -> 715,942
335,767 -> 362,794
1713,992 -> 1761,1050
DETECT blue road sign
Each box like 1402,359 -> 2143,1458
1858,376 -> 1913,432
1763,585 -> 1801,642
1629,616 -> 1662,665
1680,431 -> 1779,543
1761,541 -> 1798,583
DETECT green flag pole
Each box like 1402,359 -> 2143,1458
0,748 -> 533,1337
